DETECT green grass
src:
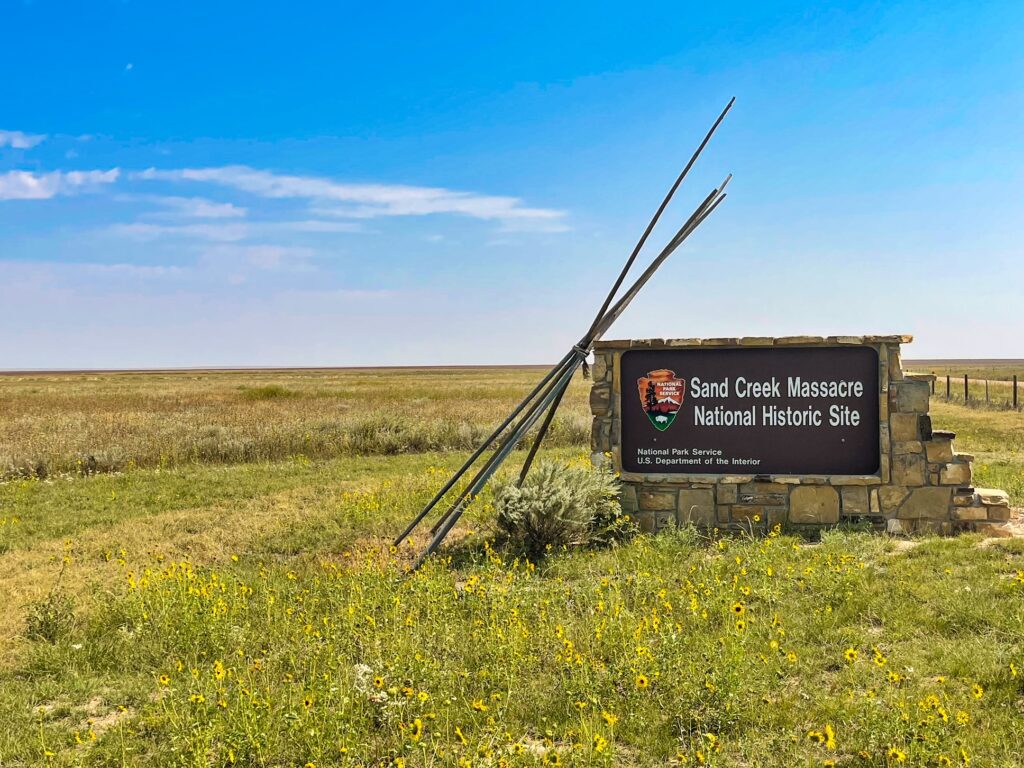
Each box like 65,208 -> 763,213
905,361 -> 1024,410
0,368 -> 1022,766
0,453 -> 463,554
927,401 -> 1024,502
4,522 -> 1023,766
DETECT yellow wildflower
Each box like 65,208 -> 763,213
824,723 -> 836,750
887,746 -> 906,763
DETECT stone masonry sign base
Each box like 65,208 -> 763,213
589,336 -> 1014,536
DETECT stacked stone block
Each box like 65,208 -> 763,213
589,335 -> 1014,536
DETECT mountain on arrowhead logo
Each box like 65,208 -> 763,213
637,369 -> 686,431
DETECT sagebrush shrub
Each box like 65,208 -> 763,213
494,461 -> 625,557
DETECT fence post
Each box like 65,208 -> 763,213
946,375 -> 950,400
964,374 -> 969,401
985,378 -> 989,403
1015,375 -> 1019,409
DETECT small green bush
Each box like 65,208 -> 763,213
25,588 -> 75,643
494,461 -> 625,558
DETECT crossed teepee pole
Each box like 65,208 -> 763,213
395,98 -> 736,567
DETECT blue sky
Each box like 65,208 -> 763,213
2,1 -> 1022,368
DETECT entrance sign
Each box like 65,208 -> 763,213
590,335 -> 1011,536
620,347 -> 879,475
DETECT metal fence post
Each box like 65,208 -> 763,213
964,374 -> 969,401
946,375 -> 950,400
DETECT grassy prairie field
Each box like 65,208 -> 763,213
0,368 -> 591,480
1,367 -> 1023,767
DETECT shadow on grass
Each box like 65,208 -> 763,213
435,518 -> 891,572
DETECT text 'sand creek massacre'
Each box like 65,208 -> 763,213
620,347 -> 880,475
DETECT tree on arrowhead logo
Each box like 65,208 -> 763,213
637,369 -> 686,431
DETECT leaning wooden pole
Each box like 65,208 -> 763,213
427,366 -> 580,535
392,350 -> 577,546
395,98 -> 736,561
427,185 -> 727,539
583,97 -> 735,342
414,183 -> 730,566
410,189 -> 730,564
514,100 -> 735,482
413,357 -> 588,569
516,180 -> 731,485
595,180 -> 731,336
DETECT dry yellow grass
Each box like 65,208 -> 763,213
0,367 -> 591,478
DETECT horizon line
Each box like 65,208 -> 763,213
3,358 -> 1024,377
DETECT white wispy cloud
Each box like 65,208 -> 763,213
108,218 -> 360,242
135,165 -> 567,228
265,220 -> 361,234
143,195 -> 248,219
78,262 -> 186,278
277,287 -> 399,301
201,244 -> 316,270
108,221 -> 251,242
0,130 -> 47,149
0,169 -> 119,200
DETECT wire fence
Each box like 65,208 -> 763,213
925,374 -> 1023,410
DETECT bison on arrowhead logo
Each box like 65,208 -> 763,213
637,369 -> 686,431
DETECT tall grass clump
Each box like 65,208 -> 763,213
24,565 -> 75,644
239,384 -> 297,400
494,460 -> 625,557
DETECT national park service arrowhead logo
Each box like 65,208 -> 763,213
638,369 -> 686,431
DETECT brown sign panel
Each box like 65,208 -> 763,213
620,346 -> 880,475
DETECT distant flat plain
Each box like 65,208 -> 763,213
906,359 -> 1024,380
